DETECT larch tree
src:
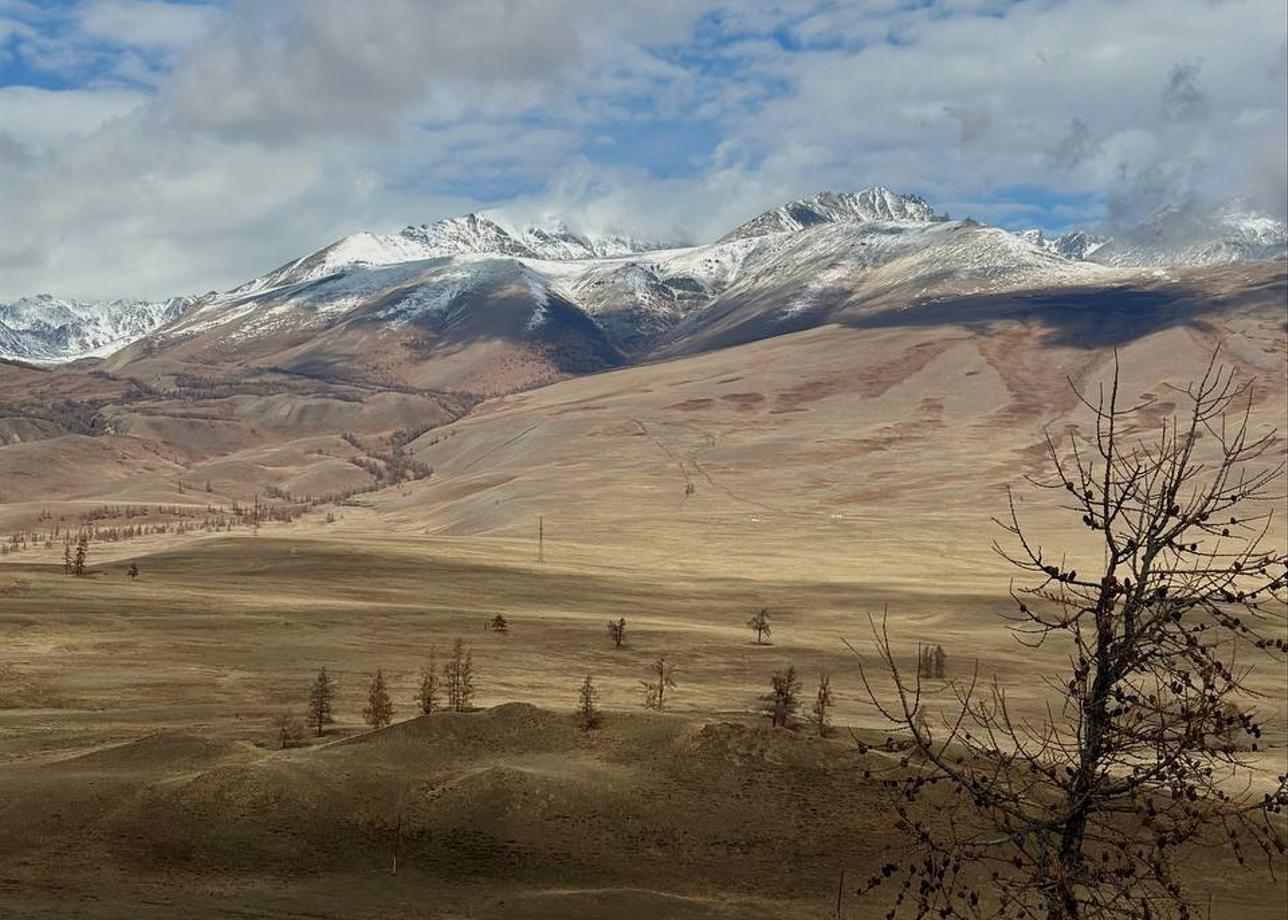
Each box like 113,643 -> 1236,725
641,656 -> 677,710
444,638 -> 475,712
812,672 -> 835,737
762,665 -> 803,727
416,647 -> 441,714
748,607 -> 772,645
853,354 -> 1288,920
607,617 -> 627,648
72,532 -> 89,577
363,669 -> 394,729
577,675 -> 600,731
307,665 -> 336,737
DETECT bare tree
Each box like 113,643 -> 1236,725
363,669 -> 394,729
641,656 -> 677,710
853,354 -> 1288,919
578,675 -> 600,731
273,711 -> 305,748
812,672 -> 834,737
415,647 -> 440,714
607,617 -> 627,648
748,607 -> 772,645
762,665 -> 803,727
307,666 -> 336,737
444,638 -> 475,712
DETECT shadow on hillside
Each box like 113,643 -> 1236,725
839,271 -> 1286,349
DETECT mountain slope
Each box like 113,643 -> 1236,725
108,256 -> 626,397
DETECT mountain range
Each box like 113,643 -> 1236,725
1,187 -> 1284,367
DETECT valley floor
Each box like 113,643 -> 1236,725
1,266 -> 1285,916
0,531 -> 1285,918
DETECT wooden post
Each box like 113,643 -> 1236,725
835,866 -> 845,918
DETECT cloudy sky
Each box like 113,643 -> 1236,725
1,0 -> 1285,300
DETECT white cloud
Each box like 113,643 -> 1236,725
0,0 -> 1284,300
78,0 -> 218,49
0,85 -> 146,148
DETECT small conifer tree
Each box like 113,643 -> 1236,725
577,675 -> 600,731
363,669 -> 394,729
307,666 -> 336,737
761,665 -> 802,727
812,673 -> 834,736
415,647 -> 440,714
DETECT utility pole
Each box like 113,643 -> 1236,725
538,516 -> 544,563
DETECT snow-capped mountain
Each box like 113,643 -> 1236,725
1025,200 -> 1286,268
1087,202 -> 1287,268
1020,229 -> 1111,261
154,191 -> 1101,373
0,294 -> 199,363
244,213 -> 668,291
720,187 -> 943,241
8,186 -> 1285,368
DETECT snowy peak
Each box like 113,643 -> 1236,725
519,221 -> 663,260
1026,200 -> 1287,269
248,213 -> 669,291
398,213 -> 535,259
1088,203 -> 1287,267
1021,229 -> 1111,261
720,187 -> 943,241
0,293 -> 198,363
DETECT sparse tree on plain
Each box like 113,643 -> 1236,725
761,665 -> 802,727
72,532 -> 89,577
415,647 -> 440,714
443,638 -> 475,712
489,613 -> 508,633
853,355 -> 1288,919
812,673 -> 834,737
918,643 -> 948,679
641,656 -> 677,710
307,665 -> 336,737
363,669 -> 394,729
747,607 -> 772,645
577,675 -> 600,731
62,542 -> 71,575
607,617 -> 626,648
127,562 -> 139,580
